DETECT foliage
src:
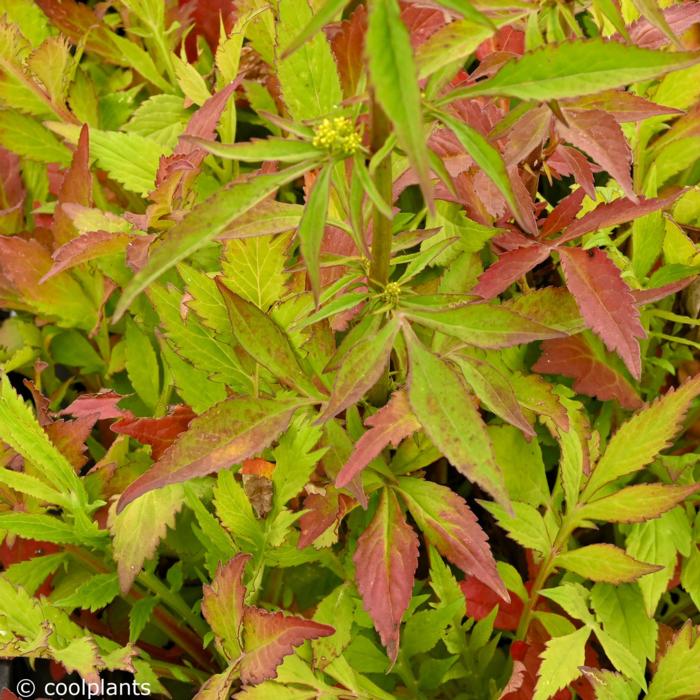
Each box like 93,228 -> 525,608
0,0 -> 699,698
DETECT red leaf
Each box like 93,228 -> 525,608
559,248 -> 645,379
111,405 -> 196,460
564,90 -> 682,122
202,552 -> 334,683
46,416 -> 95,469
240,458 -> 276,478
117,396 -> 303,511
533,336 -> 643,410
473,244 -> 551,300
557,109 -> 636,202
401,4 -> 448,49
156,81 -> 239,187
336,391 -> 420,488
298,487 -> 352,549
0,147 -> 25,234
328,5 -> 367,98
398,477 -> 507,600
201,553 -> 249,659
547,145 -> 596,199
53,123 -> 92,247
501,106 -> 552,166
354,489 -> 419,662
504,287 -> 585,336
41,231 -> 132,282
555,192 -> 681,244
240,608 -> 334,685
476,26 -> 524,60
178,0 -> 236,61
628,2 -> 700,48
59,390 -> 126,420
539,188 -> 587,238
460,576 -> 524,631
36,0 -> 123,63
632,276 -> 697,305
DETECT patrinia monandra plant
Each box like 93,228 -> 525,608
0,0 -> 699,698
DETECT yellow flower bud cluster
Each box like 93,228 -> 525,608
312,117 -> 361,157
381,282 -> 401,307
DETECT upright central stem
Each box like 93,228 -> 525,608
368,95 -> 393,406
368,96 -> 393,287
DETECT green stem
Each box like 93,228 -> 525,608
368,97 -> 393,289
367,95 -> 393,406
137,569 -> 210,640
515,510 -> 578,640
66,547 -> 217,673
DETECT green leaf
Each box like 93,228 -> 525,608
402,302 -> 565,348
646,623 -> 700,700
118,395 -> 307,510
160,340 -> 228,413
54,573 -> 120,612
184,483 -> 236,568
433,108 -> 535,234
272,416 -> 325,508
626,507 -> 692,615
681,545 -> 700,612
401,598 -> 464,658
111,483 -> 185,592
558,396 -> 585,510
125,316 -> 161,412
580,483 -> 700,524
582,670 -> 639,700
441,39 -> 700,103
480,501 -> 551,556
404,326 -> 508,507
0,467 -> 70,508
488,424 -> 549,507
533,625 -> 590,700
366,0 -> 432,202
417,19 -> 494,79
88,128 -> 168,195
458,357 -> 535,440
113,162 -> 311,322
174,55 -> 211,105
2,552 -> 66,597
214,471 -> 265,550
590,582 -> 658,664
276,0 -> 343,121
188,136 -> 325,163
539,583 -> 596,625
298,164 -> 333,303
109,32 -> 171,92
151,284 -> 251,393
594,627 -> 647,690
217,281 -> 321,398
583,375 -> 700,500
0,374 -> 87,508
124,94 -> 190,148
0,110 -> 71,163
0,513 -> 101,545
312,584 -> 355,669
129,596 -> 159,643
317,318 -> 399,422
281,0 -> 350,59
554,544 -> 663,584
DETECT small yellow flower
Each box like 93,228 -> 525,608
381,282 -> 401,307
312,117 -> 361,157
